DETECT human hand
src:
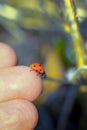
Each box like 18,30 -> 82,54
0,42 -> 43,130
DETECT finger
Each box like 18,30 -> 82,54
0,66 -> 43,102
0,42 -> 17,67
0,100 -> 38,130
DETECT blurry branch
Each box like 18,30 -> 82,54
0,18 -> 26,42
45,77 -> 66,84
45,65 -> 87,130
3,0 -> 86,42
0,2 -> 63,41
70,65 -> 87,83
0,4 -> 19,20
45,65 -> 87,86
56,66 -> 87,130
57,84 -> 79,130
63,0 -> 87,67
0,0 -> 87,49
0,4 -> 26,42
39,0 -> 59,29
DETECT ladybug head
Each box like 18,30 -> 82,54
42,72 -> 47,79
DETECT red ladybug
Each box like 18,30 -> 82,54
30,63 -> 47,78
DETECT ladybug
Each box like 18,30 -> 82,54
30,63 -> 47,78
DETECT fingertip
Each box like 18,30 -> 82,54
0,100 -> 38,130
0,66 -> 43,102
25,101 -> 39,129
0,42 -> 17,67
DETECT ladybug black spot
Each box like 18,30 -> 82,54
33,65 -> 36,67
40,69 -> 42,71
39,64 -> 41,67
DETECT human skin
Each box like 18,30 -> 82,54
0,42 -> 43,130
